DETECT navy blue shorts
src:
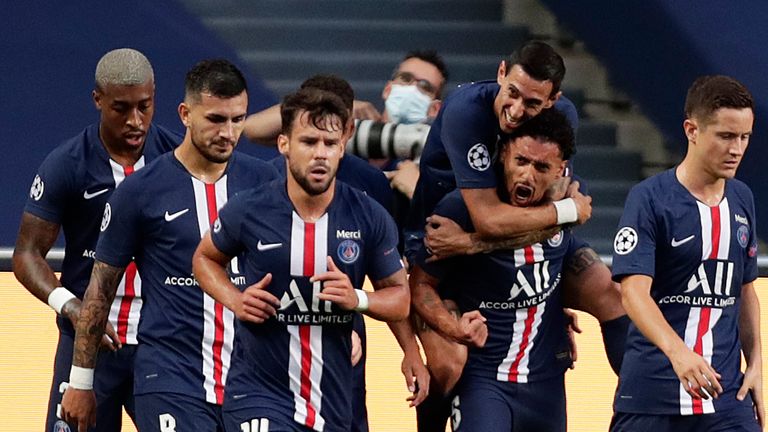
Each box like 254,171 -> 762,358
452,373 -> 566,432
48,330 -> 136,432
611,402 -> 761,432
135,392 -> 224,431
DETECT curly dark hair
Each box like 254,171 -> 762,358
501,108 -> 575,161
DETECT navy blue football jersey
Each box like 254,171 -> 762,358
418,190 -> 579,383
211,179 -> 403,432
96,151 -> 278,405
612,169 -> 759,415
24,123 -> 180,343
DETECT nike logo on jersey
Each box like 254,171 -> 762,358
83,188 -> 109,200
257,240 -> 283,251
164,209 -> 190,222
671,235 -> 695,247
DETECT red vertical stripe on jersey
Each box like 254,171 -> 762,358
709,206 -> 721,260
508,306 -> 538,382
299,325 -> 317,427
204,182 -> 226,404
304,222 -> 316,276
691,307 -> 712,414
523,246 -> 535,265
115,164 -> 136,344
116,262 -> 137,343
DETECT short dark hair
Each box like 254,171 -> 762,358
300,74 -> 354,112
684,75 -> 754,124
185,59 -> 247,103
504,41 -> 565,97
281,87 -> 350,134
502,108 -> 575,161
403,50 -> 449,97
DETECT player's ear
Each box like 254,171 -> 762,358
178,102 -> 190,128
544,90 -> 561,109
277,133 -> 290,155
496,60 -> 507,85
683,118 -> 698,144
92,89 -> 102,110
556,160 -> 567,178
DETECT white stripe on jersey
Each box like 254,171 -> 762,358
679,306 -> 722,415
495,304 -> 546,383
513,244 -> 544,267
106,157 -> 146,345
193,175 -> 235,405
697,199 -> 731,261
287,214 -> 328,431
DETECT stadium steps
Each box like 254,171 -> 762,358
177,0 -> 648,255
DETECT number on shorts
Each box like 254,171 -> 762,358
159,413 -> 176,432
451,395 -> 462,430
240,418 -> 270,432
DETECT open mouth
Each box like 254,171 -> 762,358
512,184 -> 534,205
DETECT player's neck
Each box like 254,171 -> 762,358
675,162 -> 725,206
174,141 -> 227,184
286,175 -> 335,222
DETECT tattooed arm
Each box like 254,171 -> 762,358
562,246 -> 625,322
61,260 -> 125,430
410,265 -> 486,346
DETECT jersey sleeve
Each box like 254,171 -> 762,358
440,96 -> 498,190
23,149 -> 76,224
210,193 -> 247,258
611,184 -> 657,282
415,191 -> 472,280
743,186 -> 759,284
365,199 -> 405,282
95,176 -> 143,267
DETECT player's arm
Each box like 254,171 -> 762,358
193,233 -> 279,323
315,258 -> 409,321
460,180 -> 591,240
12,212 -> 80,317
243,104 -> 282,146
620,274 -> 722,400
387,317 -> 430,407
737,281 -> 764,427
61,260 -> 125,431
410,265 -> 486,347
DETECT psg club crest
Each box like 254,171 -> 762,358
337,239 -> 360,264
53,420 -> 71,432
547,230 -> 563,247
737,225 -> 749,248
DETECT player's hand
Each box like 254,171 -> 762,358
384,160 -> 419,199
563,308 -> 582,368
352,100 -> 382,121
61,386 -> 97,432
452,310 -> 487,347
237,273 -> 279,323
314,257 -> 357,310
424,215 -> 473,261
668,344 -> 723,400
401,348 -> 430,407
62,298 -> 121,351
737,362 -> 764,427
351,330 -> 363,366
566,181 -> 592,225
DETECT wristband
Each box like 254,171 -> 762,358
553,198 -> 578,225
68,366 -> 95,390
353,289 -> 369,312
47,287 -> 76,315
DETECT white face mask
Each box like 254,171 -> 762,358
384,84 -> 432,124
